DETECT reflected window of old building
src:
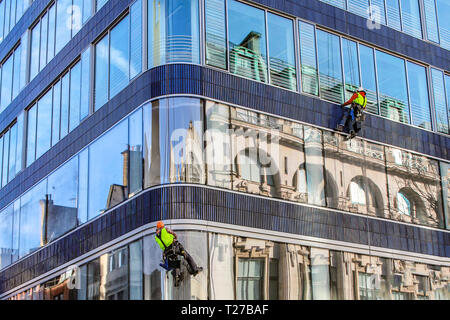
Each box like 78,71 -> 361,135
350,181 -> 366,205
237,258 -> 264,300
358,272 -> 379,300
397,192 -> 411,216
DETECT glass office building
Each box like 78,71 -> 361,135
0,0 -> 448,300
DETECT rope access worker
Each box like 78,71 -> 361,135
155,221 -> 202,285
336,87 -> 367,139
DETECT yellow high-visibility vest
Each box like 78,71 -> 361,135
155,228 -> 175,251
354,92 -> 367,109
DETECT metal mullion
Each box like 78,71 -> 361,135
225,0 -> 230,71
294,19 -> 301,93
398,0 -> 403,32
339,35 -> 345,103
433,0 -> 441,44
404,60 -> 413,125
199,0 -> 205,66
419,0 -> 427,41
356,41 -> 362,88
427,67 -> 438,132
314,25 -> 321,97
383,0 -> 388,25
142,0 -> 148,71
441,72 -> 450,133
264,9 -> 270,85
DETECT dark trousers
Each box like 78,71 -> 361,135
339,105 -> 362,134
164,241 -> 200,275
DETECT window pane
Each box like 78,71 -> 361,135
148,0 -> 200,67
0,137 -> 3,182
2,130 -> 9,186
12,45 -> 22,100
55,0 -> 72,55
109,15 -> 130,99
359,45 -> 378,114
69,62 -> 81,132
26,105 -> 37,167
228,0 -> 267,82
310,248 -> 330,300
431,69 -> 448,134
129,240 -> 143,300
436,0 -> 450,49
159,97 -> 205,184
317,30 -> 343,104
304,126 -> 325,206
47,4 -> 56,62
370,0 -> 387,25
0,1 -> 4,42
94,35 -> 109,110
446,75 -> 450,130
299,21 -> 318,95
321,0 -> 346,9
19,32 -> 28,91
440,162 -> 450,230
72,0 -> 83,35
15,112 -> 24,175
400,0 -> 422,38
80,48 -> 91,120
52,80 -> 61,146
78,148 -> 88,224
8,123 -> 17,182
267,13 -> 296,91
342,39 -> 360,101
407,62 -> 431,130
36,89 -> 53,159
96,0 -> 108,11
88,119 -> 128,219
30,22 -> 40,81
1,54 -> 13,111
347,0 -> 369,19
19,180 -> 47,257
39,12 -> 49,71
386,0 -> 401,31
130,0 -> 142,79
376,51 -> 409,124
60,72 -> 70,139
0,205 -> 14,269
423,0 -> 439,43
47,156 -> 78,242
205,0 -> 227,69
129,109 -> 143,195
83,0 -> 92,24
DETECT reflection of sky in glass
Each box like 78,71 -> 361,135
407,62 -> 431,129
95,35 -> 109,110
376,51 -> 408,102
359,45 -> 376,92
267,13 -> 295,65
48,156 -> 78,208
110,15 -> 130,98
342,39 -> 359,87
317,30 -> 342,80
228,0 -> 266,55
36,89 -> 53,160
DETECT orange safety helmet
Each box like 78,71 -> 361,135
156,221 -> 164,229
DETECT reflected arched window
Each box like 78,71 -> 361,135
350,181 -> 366,205
397,192 -> 411,216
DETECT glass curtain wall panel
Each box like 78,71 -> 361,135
88,118 -> 129,220
12,45 -> 22,100
406,62 -> 431,130
208,233 -> 235,299
148,0 -> 200,67
29,21 -> 41,81
69,62 -> 82,132
205,0 -> 227,69
56,0 -> 73,55
227,0 -> 267,83
436,0 -> 450,50
46,156 -> 79,242
423,0 -> 439,43
109,15 -> 130,99
400,0 -> 422,38
347,0 -> 369,19
446,75 -> 450,132
0,205 -> 14,269
267,13 -> 296,90
1,130 -> 8,187
440,162 -> 450,230
26,105 -> 37,167
358,44 -> 378,114
342,38 -> 360,101
7,123 -> 17,182
386,147 -> 445,228
15,112 -> 24,175
0,1 -> 4,43
128,108 -> 143,196
0,53 -> 13,112
317,30 -> 343,104
205,100 -> 232,190
19,180 -> 47,258
158,98 -> 205,185
375,51 -> 410,124
431,69 -> 448,134
386,0 -> 402,31
80,48 -> 91,120
78,148 -> 89,224
36,89 -> 53,160
60,72 -> 70,139
370,0 -> 387,26
321,0 -> 346,9
130,0 -> 143,79
237,258 -> 264,299
299,21 -> 318,96
96,0 -> 108,11
304,126 -> 326,206
39,11 -> 49,73
94,35 -> 109,110
310,248 -> 331,300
